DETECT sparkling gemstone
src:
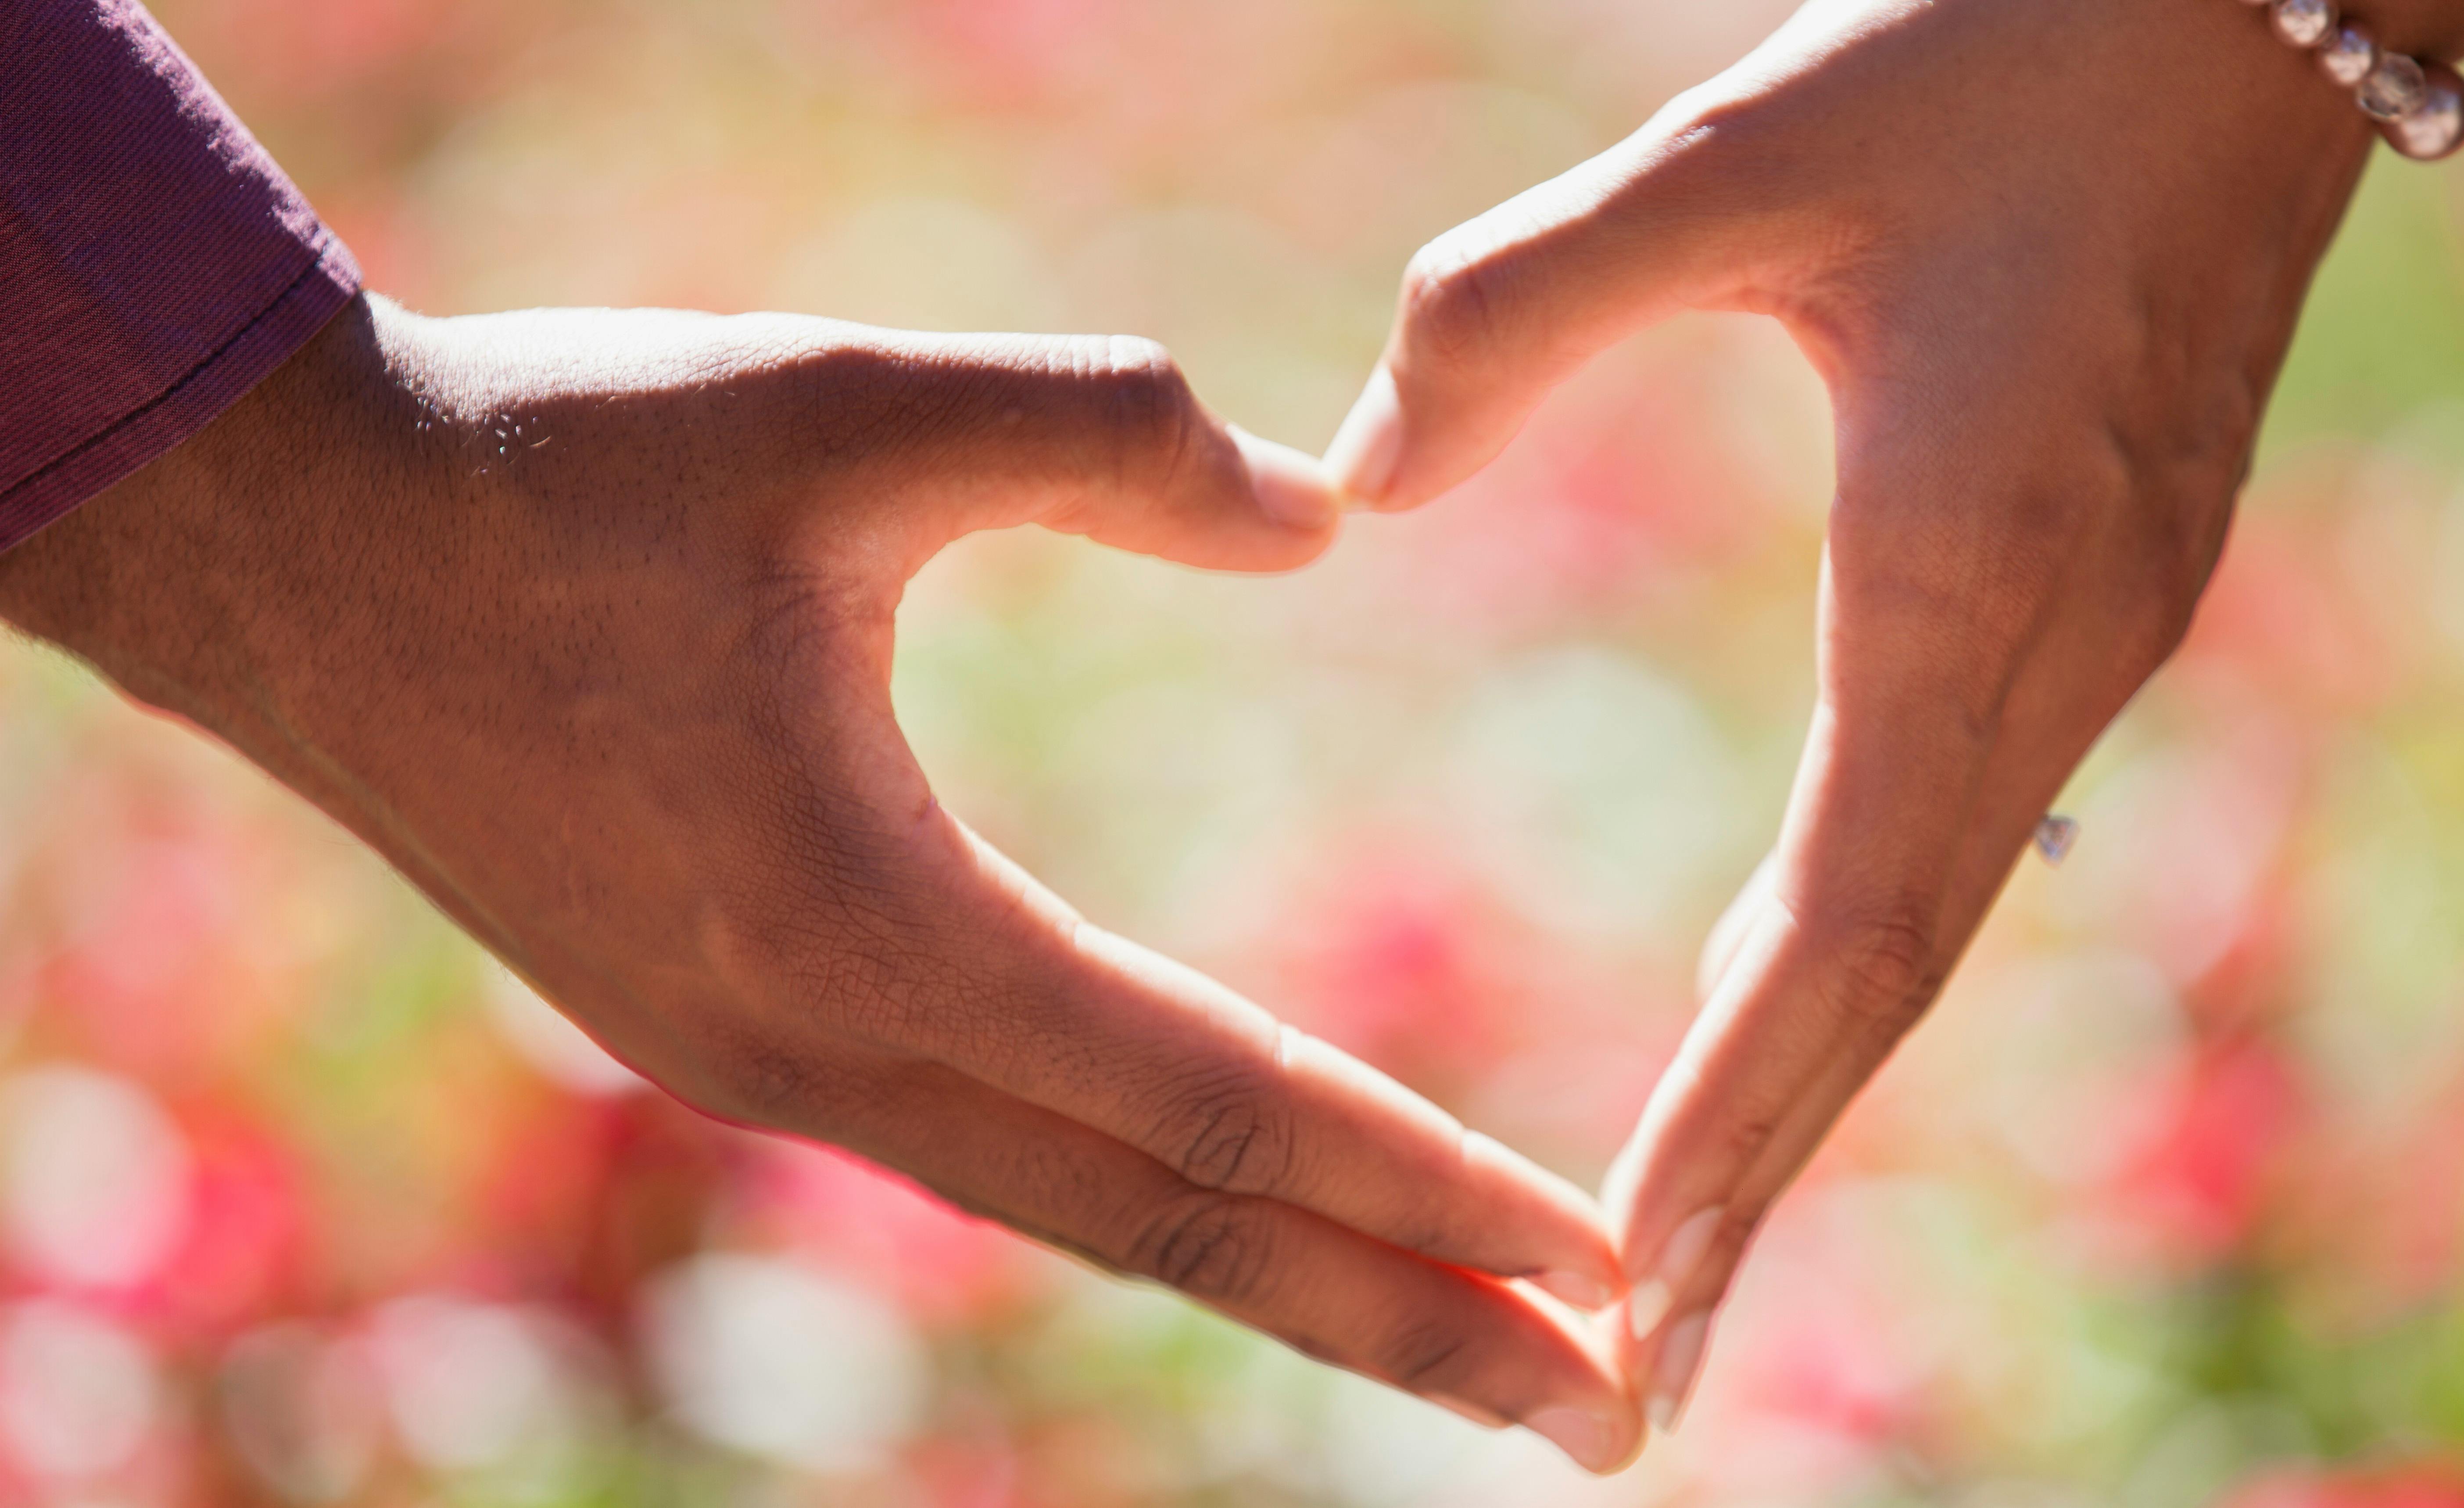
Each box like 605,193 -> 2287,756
2033,815 -> 2080,867
2386,68 -> 2464,158
2271,0 -> 2337,48
2359,51 -> 2429,119
2319,25 -> 2377,86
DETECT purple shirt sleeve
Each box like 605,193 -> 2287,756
0,0 -> 360,554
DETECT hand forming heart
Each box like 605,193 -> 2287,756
1325,0 -> 2437,1438
13,0 -> 2451,1474
0,297 -> 1642,1470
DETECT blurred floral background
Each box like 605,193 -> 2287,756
9,0 -> 2464,1503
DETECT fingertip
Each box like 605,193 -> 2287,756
1520,1339 -> 1648,1476
1524,1405 -> 1640,1476
1532,1270 -> 1618,1311
1644,1309 -> 1712,1436
1429,1393 -> 1511,1430
1462,1273 -> 1646,1473
1227,424 -> 1342,537
1322,365 -> 1404,509
1462,1129 -> 1626,1299
1597,1398 -> 1654,1475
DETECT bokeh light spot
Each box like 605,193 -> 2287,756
641,1253 -> 926,1472
0,1066 -> 193,1290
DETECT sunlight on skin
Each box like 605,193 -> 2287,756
2,0 -> 2464,1497
1325,0 -> 2464,1454
0,295 -> 1640,1470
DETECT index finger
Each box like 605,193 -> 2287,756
1323,98 -> 1791,513
824,1054 -> 1642,1471
791,660 -> 1629,1308
1603,507 -> 2041,1426
889,813 -> 1630,1309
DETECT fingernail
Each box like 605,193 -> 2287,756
1228,425 -> 1340,532
1627,1207 -> 1723,1339
1626,1279 -> 1673,1340
1524,1405 -> 1622,1473
1323,366 -> 1402,506
1533,1270 -> 1617,1311
1428,1393 -> 1509,1430
1645,1311 -> 1712,1435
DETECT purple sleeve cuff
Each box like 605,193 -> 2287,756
0,0 -> 362,555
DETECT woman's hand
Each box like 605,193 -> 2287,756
1324,0 -> 2413,1437
0,296 -> 1641,1469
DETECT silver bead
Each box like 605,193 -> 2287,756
2359,51 -> 2430,120
2319,25 -> 2378,86
2271,0 -> 2337,48
2385,64 -> 2464,158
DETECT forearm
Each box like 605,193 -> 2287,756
0,296 -> 412,748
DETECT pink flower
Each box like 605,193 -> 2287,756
143,1109 -> 306,1336
2097,1039 -> 2307,1274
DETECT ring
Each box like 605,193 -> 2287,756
2033,814 -> 2080,866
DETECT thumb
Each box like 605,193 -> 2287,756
849,330 -> 1341,575
1326,100 -> 1787,513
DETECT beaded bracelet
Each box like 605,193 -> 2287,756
2240,0 -> 2464,158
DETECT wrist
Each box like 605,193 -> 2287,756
2345,0 -> 2464,59
2227,0 -> 2464,157
0,296 -> 421,732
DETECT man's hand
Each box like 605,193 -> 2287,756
1323,0 -> 2391,1436
0,296 -> 1641,1469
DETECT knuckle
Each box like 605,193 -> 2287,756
1123,1054 -> 1311,1197
1150,1064 -> 1297,1195
1816,902 -> 1943,1033
1092,335 -> 1192,425
1374,1321 -> 1474,1391
1083,334 -> 1203,490
689,877 -> 976,1109
1128,1192 -> 1274,1305
714,880 -> 938,1046
2126,586 -> 2202,677
685,1010 -> 802,1122
1097,332 -> 1180,385
1397,236 -> 1513,368
2124,498 -> 2230,672
1713,1109 -> 1787,1182
685,1011 -> 867,1137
